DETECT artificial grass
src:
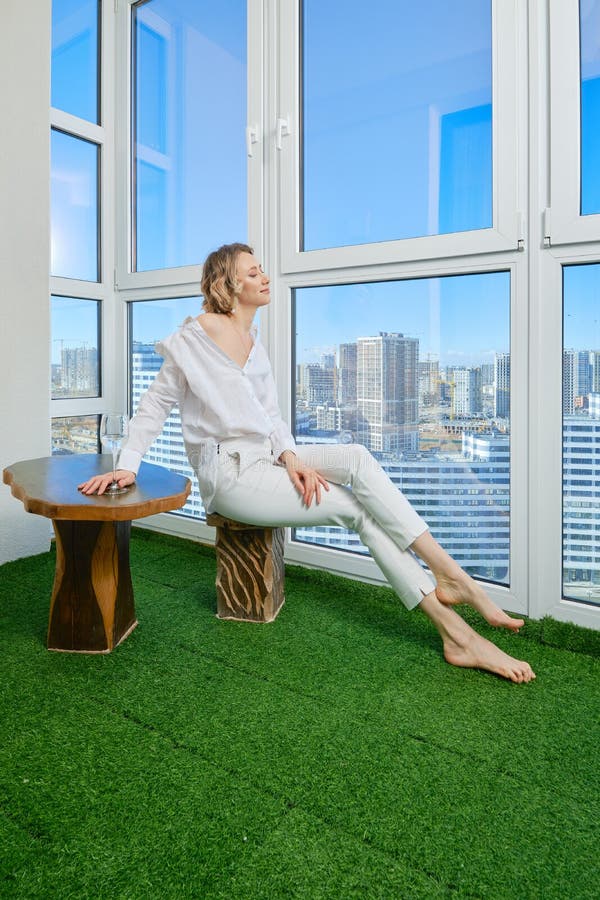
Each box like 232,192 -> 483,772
0,529 -> 598,899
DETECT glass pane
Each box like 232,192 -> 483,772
580,0 -> 600,215
563,263 -> 600,604
51,129 -> 99,281
302,0 -> 492,250
130,297 -> 204,518
294,272 -> 510,585
51,0 -> 100,123
133,0 -> 247,271
51,296 -> 100,399
52,415 -> 100,455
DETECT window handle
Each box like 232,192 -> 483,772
276,115 -> 291,150
246,124 -> 259,158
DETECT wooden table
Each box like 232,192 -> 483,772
3,454 -> 191,653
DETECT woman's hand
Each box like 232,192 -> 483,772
78,469 -> 136,496
279,451 -> 329,508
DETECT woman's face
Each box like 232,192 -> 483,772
235,252 -> 271,311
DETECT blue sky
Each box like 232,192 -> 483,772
50,0 -> 600,366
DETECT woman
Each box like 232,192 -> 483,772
79,243 -> 535,683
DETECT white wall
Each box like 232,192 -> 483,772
0,0 -> 52,562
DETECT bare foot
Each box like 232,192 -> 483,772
418,591 -> 535,684
443,630 -> 536,684
435,574 -> 524,633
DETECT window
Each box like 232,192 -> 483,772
549,0 -> 600,242
51,0 -> 100,123
580,0 -> 600,216
563,263 -> 600,605
293,271 -> 511,584
51,296 -> 101,399
129,297 -> 204,519
50,130 -> 100,282
279,0 -> 520,272
51,0 -> 109,455
52,415 -> 101,455
301,0 -> 492,251
132,0 -> 247,272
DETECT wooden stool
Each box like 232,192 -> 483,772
206,514 -> 285,623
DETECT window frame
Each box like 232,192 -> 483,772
114,0 -> 264,544
50,1 -> 120,441
276,0 -> 523,275
548,0 -> 600,245
268,253 -> 529,619
105,0 -> 600,631
115,0 -> 265,290
530,245 -> 600,630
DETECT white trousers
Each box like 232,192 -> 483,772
210,438 -> 435,610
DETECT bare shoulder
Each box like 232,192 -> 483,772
197,312 -> 228,339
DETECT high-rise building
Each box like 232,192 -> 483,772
563,405 -> 600,590
418,355 -> 440,407
316,404 -> 357,433
357,332 -> 419,453
564,349 -> 594,413
590,352 -> 600,393
338,342 -> 357,405
305,363 -> 335,406
480,363 -> 495,387
563,350 -> 575,415
449,366 -> 482,417
59,345 -> 98,397
494,352 -> 510,419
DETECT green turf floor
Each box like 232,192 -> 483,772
1,529 -> 599,899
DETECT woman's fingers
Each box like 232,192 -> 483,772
77,469 -> 135,496
286,462 -> 330,508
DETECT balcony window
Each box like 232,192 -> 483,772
294,270 -> 510,584
51,296 -> 101,399
301,0 -> 492,250
51,0 -> 100,123
51,129 -> 99,281
132,0 -> 247,271
129,297 -> 203,518
563,262 -> 600,604
581,0 -> 600,216
52,415 -> 101,455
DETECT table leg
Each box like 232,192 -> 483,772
48,520 -> 138,653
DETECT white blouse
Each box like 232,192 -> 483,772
118,316 -> 296,512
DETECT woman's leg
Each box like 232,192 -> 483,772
213,447 -> 435,610
297,443 -> 524,633
410,530 -> 524,632
212,446 -> 535,682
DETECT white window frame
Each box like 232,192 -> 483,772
530,244 -> 600,631
50,1 -> 123,429
548,0 -> 600,245
268,252 -> 529,618
115,0 -> 265,543
115,0 -> 265,291
106,0 -> 600,630
276,0 -> 523,275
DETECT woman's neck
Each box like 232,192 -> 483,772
230,308 -> 256,334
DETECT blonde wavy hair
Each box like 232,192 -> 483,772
201,242 -> 254,315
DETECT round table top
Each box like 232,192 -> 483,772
3,454 -> 192,522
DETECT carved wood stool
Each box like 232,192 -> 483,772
206,514 -> 285,623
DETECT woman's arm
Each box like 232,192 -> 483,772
260,361 -> 297,461
78,356 -> 185,495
